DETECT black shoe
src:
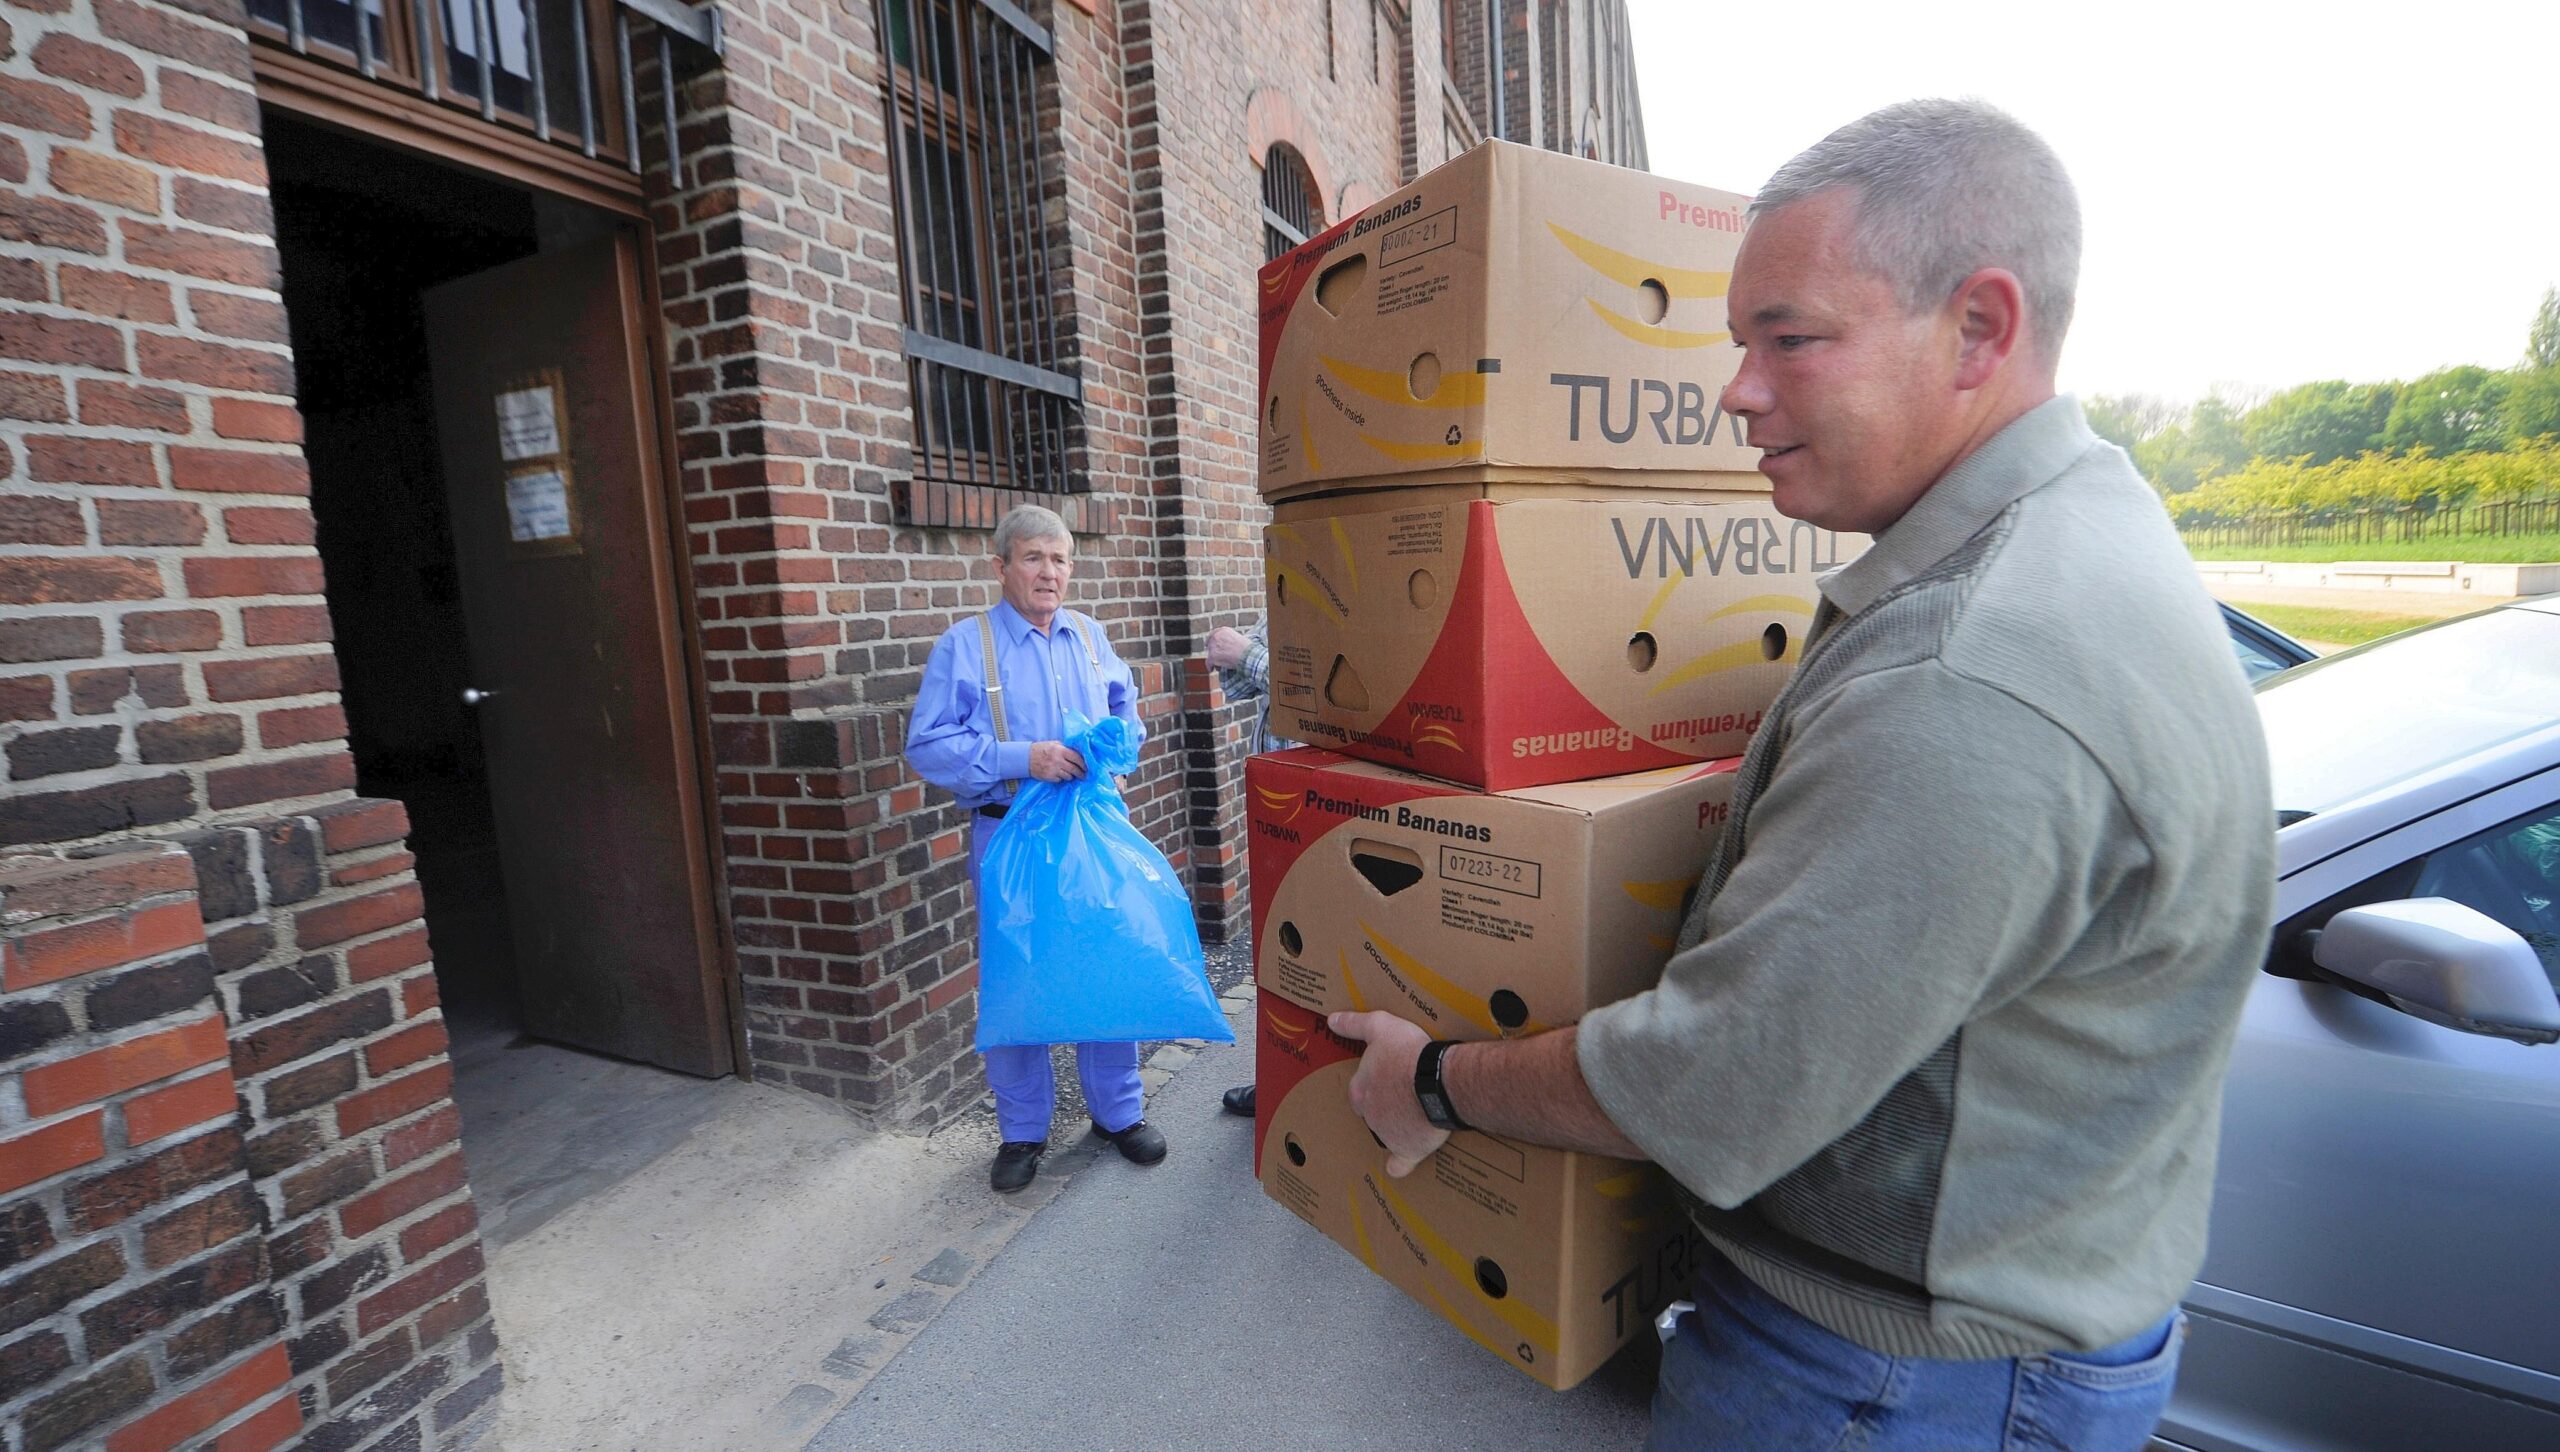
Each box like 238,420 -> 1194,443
990,1140 -> 1045,1193
1089,1118 -> 1168,1165
1221,1084 -> 1257,1118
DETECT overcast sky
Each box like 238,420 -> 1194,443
1624,0 -> 2560,406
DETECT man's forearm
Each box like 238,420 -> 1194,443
1445,1026 -> 1647,1160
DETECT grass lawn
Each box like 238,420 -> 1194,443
2184,532 -> 2560,564
2241,603 -> 2443,649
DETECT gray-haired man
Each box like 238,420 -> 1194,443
1333,100 -> 2273,1448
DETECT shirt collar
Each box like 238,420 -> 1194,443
992,597 -> 1076,647
1818,395 -> 2098,620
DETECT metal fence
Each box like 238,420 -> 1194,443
2177,495 -> 2560,551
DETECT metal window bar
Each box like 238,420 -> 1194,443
1262,145 -> 1320,263
878,0 -> 1080,500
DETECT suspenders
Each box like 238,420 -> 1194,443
976,610 -> 1103,798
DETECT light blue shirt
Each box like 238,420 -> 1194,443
905,599 -> 1143,810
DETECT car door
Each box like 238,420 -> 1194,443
2161,765 -> 2560,1451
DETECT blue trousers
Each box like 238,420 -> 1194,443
971,810 -> 1145,1144
1644,1249 -> 2183,1452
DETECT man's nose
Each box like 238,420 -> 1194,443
1720,349 -> 1773,419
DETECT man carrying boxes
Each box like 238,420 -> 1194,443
1318,101 -> 2272,1452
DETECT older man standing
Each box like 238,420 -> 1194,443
907,505 -> 1168,1193
1333,100 -> 2274,1448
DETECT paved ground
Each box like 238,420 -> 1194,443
801,980 -> 1659,1452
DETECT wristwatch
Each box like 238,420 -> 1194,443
1413,1039 -> 1471,1132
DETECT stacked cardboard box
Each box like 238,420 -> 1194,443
1245,142 -> 1864,1389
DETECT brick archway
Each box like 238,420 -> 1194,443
1244,88 -> 1338,223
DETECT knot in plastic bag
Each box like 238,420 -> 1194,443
1066,712 -> 1139,778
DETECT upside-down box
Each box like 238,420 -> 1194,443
1255,996 -> 1703,1390
1245,749 -> 1741,1034
1258,139 -> 1763,498
1266,493 -> 1857,791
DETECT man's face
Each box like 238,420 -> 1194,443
1719,189 -> 1967,535
997,533 -> 1073,625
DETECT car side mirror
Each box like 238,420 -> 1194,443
2311,898 -> 2560,1045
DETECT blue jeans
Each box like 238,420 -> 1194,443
1644,1251 -> 2183,1452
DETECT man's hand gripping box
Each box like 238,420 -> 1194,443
1258,139 -> 1762,499
1265,494 -> 1857,792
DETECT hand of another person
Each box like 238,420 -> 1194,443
1027,741 -> 1086,783
1329,1010 -> 1450,1177
1205,626 -> 1250,671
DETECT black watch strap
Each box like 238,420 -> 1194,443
1414,1039 -> 1470,1132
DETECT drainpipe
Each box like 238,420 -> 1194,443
1487,0 -> 1506,140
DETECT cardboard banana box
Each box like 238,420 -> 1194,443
1255,996 -> 1703,1390
1265,493 -> 1858,791
1245,749 -> 1741,1033
1258,139 -> 1762,499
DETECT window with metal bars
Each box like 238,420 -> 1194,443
1261,145 -> 1323,264
878,0 -> 1079,503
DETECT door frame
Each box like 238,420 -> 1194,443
256,84 -> 748,1075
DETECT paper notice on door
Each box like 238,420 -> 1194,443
496,383 -> 564,461
506,468 -> 574,542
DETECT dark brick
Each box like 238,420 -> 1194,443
279,1146 -> 371,1220
261,1049 -> 355,1117
297,1241 -> 388,1318
435,1360 -> 504,1432
78,1236 -> 263,1355
326,1325 -> 414,1403
0,1328 -> 72,1401
20,1353 -> 152,1452
302,1355 -> 447,1452
0,1202 -> 56,1272
67,1126 -> 242,1233
236,988 -> 392,1076
262,816 -> 320,904
0,997 -> 74,1059
288,1315 -> 350,1376
207,918 -> 274,973
773,719 -> 845,768
82,950 -> 215,1031
0,615 -> 100,663
0,772 -> 193,848
137,712 -> 243,763
0,1240 -> 124,1337
263,1215 -> 330,1278
182,825 -> 256,921
139,1182 -> 260,1269
8,724 -> 122,780
69,663 -> 184,714
235,954 -> 336,1019
164,1286 -> 282,1379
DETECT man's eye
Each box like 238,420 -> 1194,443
1775,335 -> 1812,349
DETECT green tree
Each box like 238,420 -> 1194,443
2505,366 -> 2560,444
2529,286 -> 2560,370
2381,366 -> 2511,456
2083,393 -> 2182,453
2241,380 -> 2399,464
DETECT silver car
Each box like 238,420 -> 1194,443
2159,595 -> 2560,1450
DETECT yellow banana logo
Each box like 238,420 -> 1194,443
1648,632 -> 1802,698
1620,878 -> 1691,913
1329,516 -> 1358,592
1266,558 -> 1344,625
1254,783 -> 1306,825
1359,920 -> 1547,1037
1263,1005 -> 1311,1045
1320,354 -> 1489,410
1375,1176 -> 1560,1355
1547,223 -> 1733,351
1296,396 -> 1321,473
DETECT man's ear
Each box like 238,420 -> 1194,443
1949,267 -> 2026,391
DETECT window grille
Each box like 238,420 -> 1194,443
878,0 -> 1080,505
243,0 -> 720,183
1261,145 -> 1322,264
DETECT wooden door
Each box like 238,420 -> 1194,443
421,232 -> 731,1076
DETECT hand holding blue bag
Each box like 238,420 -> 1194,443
975,712 -> 1236,1051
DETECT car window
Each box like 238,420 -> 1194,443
2230,635 -> 2293,682
2270,800 -> 2560,991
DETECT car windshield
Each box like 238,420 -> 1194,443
2256,604 -> 2560,817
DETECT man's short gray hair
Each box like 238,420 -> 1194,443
992,504 -> 1072,561
1753,98 -> 2081,362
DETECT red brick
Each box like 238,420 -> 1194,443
401,972 -> 440,1018
0,495 -> 83,547
52,148 -> 159,212
112,111 -> 264,184
101,1343 -> 288,1452
1,368 -> 70,421
0,74 -> 91,138
0,555 -> 161,605
316,798 -> 409,853
22,1014 -> 228,1116
69,662 -> 184,714
123,1066 -> 238,1143
328,848 -> 413,888
4,900 -> 204,991
364,1018 -> 449,1078
0,1109 -> 106,1194
97,496 -> 206,544
381,1103 -> 460,1171
339,1151 -> 465,1238
221,505 -> 313,546
136,332 -> 290,393
256,702 -> 344,749
209,1393 -> 300,1452
239,603 -> 331,646
0,844 -> 191,919
33,33 -> 149,99
80,378 -> 192,433
61,266 -> 177,325
140,1181 -> 259,1269
173,173 -> 267,234
182,555 -> 323,599
401,1201 -> 480,1270
27,435 -> 158,487
0,192 -> 113,253
0,134 -> 25,188
171,446 -> 308,496
190,290 -> 287,344
95,0 -> 256,82
160,73 -> 260,140
205,749 -> 352,809
355,1241 -> 482,1337
295,882 -> 424,951
417,1281 -> 492,1350
123,223 -> 276,288
0,674 -> 57,722
335,1060 -> 452,1136
0,311 -> 122,366
347,930 -> 432,987
122,608 -> 222,652
210,397 -> 300,442
66,1128 -> 238,1234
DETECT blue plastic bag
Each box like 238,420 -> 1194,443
975,712 -> 1235,1051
